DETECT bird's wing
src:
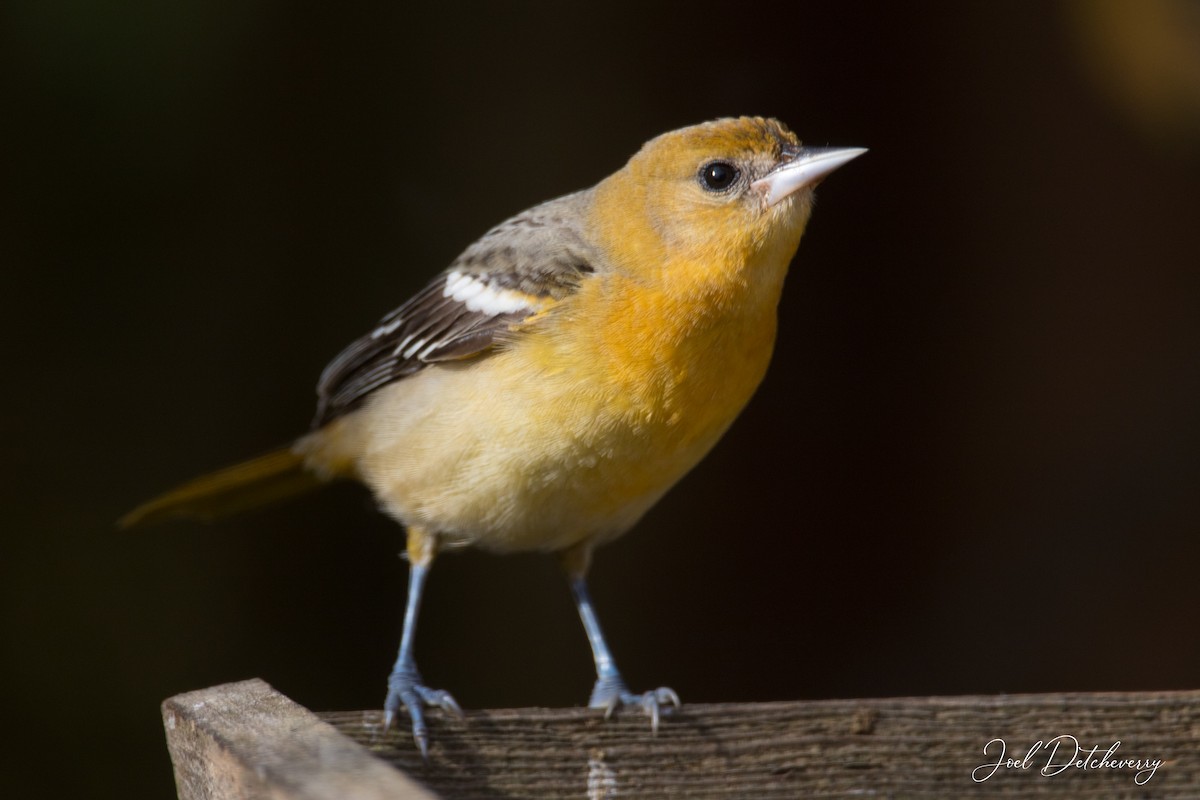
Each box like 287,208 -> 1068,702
313,192 -> 598,427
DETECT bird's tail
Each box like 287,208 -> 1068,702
119,447 -> 330,528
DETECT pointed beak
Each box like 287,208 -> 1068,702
752,146 -> 868,206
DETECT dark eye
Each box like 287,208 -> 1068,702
698,161 -> 740,192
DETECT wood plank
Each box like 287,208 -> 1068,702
161,681 -> 1200,798
320,691 -> 1199,799
162,679 -> 437,800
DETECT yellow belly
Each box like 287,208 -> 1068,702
335,270 -> 781,554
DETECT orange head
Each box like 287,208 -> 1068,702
589,117 -> 865,292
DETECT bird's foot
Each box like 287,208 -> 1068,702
588,674 -> 680,734
383,666 -> 462,760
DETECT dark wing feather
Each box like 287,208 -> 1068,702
312,191 -> 599,427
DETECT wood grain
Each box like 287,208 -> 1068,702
321,692 -> 1198,799
162,681 -> 1200,799
162,679 -> 436,800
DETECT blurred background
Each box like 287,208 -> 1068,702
5,1 -> 1200,796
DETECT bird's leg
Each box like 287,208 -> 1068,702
384,527 -> 461,759
561,545 -> 680,733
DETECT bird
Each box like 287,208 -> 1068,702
122,117 -> 865,759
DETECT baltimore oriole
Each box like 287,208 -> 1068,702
123,117 -> 865,758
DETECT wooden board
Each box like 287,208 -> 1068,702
162,679 -> 436,800
164,680 -> 1200,799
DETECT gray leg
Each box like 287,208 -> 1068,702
383,530 -> 460,759
567,572 -> 680,732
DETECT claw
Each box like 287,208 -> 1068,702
645,687 -> 681,733
413,730 -> 430,762
385,668 -> 460,761
620,687 -> 680,734
602,692 -> 621,721
588,676 -> 680,733
415,686 -> 464,717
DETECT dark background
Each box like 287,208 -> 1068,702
5,1 -> 1200,796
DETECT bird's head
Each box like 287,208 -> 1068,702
591,117 -> 864,292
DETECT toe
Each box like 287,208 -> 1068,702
383,671 -> 464,760
657,687 -> 681,709
415,686 -> 462,716
622,687 -> 680,734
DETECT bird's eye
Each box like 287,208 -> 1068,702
698,161 -> 740,192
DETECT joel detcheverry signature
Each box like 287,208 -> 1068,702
972,735 -> 1163,786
